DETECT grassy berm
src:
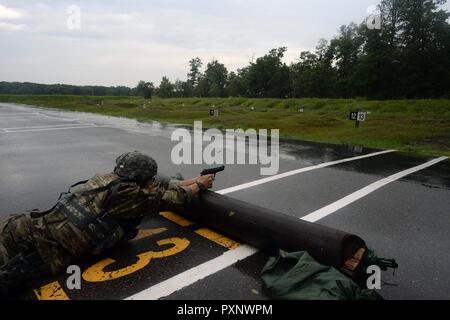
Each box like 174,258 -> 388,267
1,95 -> 449,156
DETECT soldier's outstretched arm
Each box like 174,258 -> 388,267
178,177 -> 200,187
160,175 -> 214,212
171,174 -> 214,188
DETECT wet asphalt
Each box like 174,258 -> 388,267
0,102 -> 449,300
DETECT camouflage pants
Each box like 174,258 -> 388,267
0,213 -> 76,295
0,214 -> 35,266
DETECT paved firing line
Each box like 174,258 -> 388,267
127,156 -> 447,300
126,149 -> 404,300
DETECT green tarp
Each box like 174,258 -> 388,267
261,250 -> 382,300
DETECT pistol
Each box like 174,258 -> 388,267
200,165 -> 225,177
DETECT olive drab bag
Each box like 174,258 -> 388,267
261,250 -> 382,300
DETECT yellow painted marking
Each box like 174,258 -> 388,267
160,211 -> 193,227
131,227 -> 167,242
34,281 -> 70,300
195,228 -> 241,250
82,237 -> 190,282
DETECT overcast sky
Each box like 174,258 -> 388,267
1,0 -> 449,87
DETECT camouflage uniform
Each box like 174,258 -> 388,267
0,171 -> 193,293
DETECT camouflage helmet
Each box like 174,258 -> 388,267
114,151 -> 157,183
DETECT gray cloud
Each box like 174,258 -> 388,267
1,0 -> 449,87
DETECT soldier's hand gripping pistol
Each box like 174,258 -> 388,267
200,165 -> 225,177
195,165 -> 225,191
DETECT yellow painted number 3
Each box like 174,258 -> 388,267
82,237 -> 190,282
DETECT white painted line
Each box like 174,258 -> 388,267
126,245 -> 258,300
124,149 -> 404,300
37,113 -> 77,121
1,125 -> 105,133
217,149 -> 395,195
1,123 -> 95,130
301,156 -> 448,222
0,113 -> 40,116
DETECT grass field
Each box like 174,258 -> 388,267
1,94 -> 449,156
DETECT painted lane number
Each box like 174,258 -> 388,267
82,237 -> 190,282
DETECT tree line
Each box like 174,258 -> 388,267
2,0 -> 449,100
0,81 -> 135,96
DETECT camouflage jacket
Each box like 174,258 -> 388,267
39,173 -> 193,270
71,173 -> 193,219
